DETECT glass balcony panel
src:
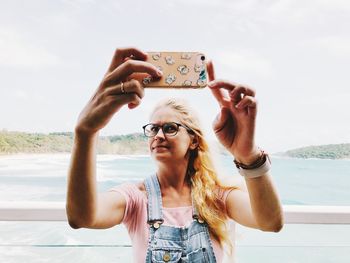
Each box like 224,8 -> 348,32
1,222 -> 350,262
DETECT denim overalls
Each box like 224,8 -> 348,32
144,174 -> 217,263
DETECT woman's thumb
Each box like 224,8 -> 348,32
212,107 -> 229,133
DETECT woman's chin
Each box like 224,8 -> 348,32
151,151 -> 172,162
152,152 -> 169,158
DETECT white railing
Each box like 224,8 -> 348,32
1,202 -> 350,224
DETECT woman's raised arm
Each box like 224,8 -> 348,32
66,47 -> 162,229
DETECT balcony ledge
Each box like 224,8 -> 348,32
0,202 -> 350,224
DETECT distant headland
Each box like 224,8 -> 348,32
276,144 -> 350,160
1,130 -> 349,159
0,130 -> 148,155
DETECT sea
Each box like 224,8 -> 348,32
0,154 -> 349,263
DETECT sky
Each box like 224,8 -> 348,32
0,0 -> 349,153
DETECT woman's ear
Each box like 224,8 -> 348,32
190,136 -> 199,150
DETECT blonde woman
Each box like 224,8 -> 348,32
66,47 -> 284,262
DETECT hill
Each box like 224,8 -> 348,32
0,130 -> 148,155
282,143 -> 350,159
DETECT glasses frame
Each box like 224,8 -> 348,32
142,122 -> 194,138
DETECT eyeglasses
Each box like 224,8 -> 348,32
142,122 -> 194,138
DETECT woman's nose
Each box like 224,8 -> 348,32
154,128 -> 166,139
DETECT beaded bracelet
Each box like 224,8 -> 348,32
234,150 -> 271,178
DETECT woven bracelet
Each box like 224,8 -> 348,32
234,150 -> 272,178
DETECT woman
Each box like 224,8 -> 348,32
66,47 -> 284,262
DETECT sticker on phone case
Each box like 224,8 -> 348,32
199,69 -> 206,78
183,80 -> 192,86
165,74 -> 176,85
181,53 -> 192,60
152,53 -> 161,61
143,76 -> 152,85
177,65 -> 189,75
197,79 -> 206,86
194,64 -> 204,72
197,69 -> 207,86
165,56 -> 175,65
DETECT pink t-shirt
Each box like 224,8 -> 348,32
109,182 -> 234,263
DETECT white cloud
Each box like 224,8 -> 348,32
317,0 -> 350,10
216,50 -> 273,78
205,0 -> 349,35
61,0 -> 96,9
13,90 -> 28,99
0,27 -> 61,69
10,89 -> 48,104
297,91 -> 350,107
309,36 -> 350,57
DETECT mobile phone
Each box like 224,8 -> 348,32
131,52 -> 208,89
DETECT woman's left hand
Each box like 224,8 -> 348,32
206,61 -> 260,164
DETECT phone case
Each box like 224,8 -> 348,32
131,52 -> 208,89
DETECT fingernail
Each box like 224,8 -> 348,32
157,70 -> 163,76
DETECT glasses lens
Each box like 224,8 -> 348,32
163,123 -> 178,135
144,124 -> 159,137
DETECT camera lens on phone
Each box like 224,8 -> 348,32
201,55 -> 205,61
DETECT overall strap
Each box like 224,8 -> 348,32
144,174 -> 164,224
191,190 -> 200,219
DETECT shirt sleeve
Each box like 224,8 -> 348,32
216,186 -> 235,218
108,182 -> 144,230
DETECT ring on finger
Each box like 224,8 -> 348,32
241,87 -> 247,98
120,82 -> 126,94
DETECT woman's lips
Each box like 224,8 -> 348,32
152,146 -> 169,150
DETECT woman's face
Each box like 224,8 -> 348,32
148,106 -> 194,163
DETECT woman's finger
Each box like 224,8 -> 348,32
107,93 -> 142,110
212,106 -> 231,134
107,47 -> 148,74
103,92 -> 141,115
127,95 -> 142,109
104,60 -> 162,86
207,60 -> 215,82
104,79 -> 145,99
210,80 -> 255,97
208,79 -> 239,90
229,85 -> 254,105
235,96 -> 258,111
206,62 -> 228,107
234,85 -> 256,97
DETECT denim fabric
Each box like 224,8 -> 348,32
144,174 -> 217,263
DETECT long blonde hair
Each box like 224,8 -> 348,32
150,97 -> 237,252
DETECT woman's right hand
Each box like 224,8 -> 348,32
75,47 -> 163,136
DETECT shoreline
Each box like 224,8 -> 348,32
271,154 -> 350,161
1,152 -> 350,161
0,152 -> 151,159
